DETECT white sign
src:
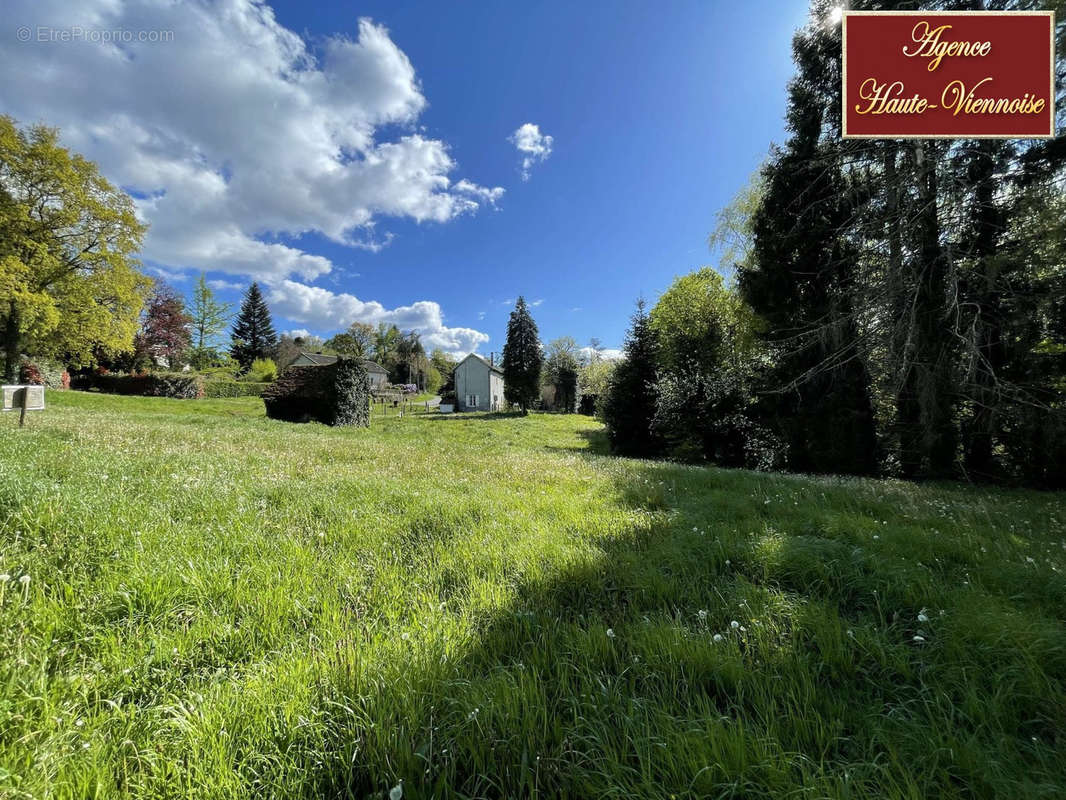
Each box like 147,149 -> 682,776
2,385 -> 45,412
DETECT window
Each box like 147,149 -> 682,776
467,394 -> 479,408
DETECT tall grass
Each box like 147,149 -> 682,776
1,392 -> 1064,798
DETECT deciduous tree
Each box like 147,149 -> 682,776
0,116 -> 148,378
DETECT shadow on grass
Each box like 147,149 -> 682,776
542,426 -> 610,456
301,460 -> 1066,799
420,411 -> 527,422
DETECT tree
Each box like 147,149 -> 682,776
230,282 -> 277,370
0,116 -> 149,379
188,274 -> 231,369
501,296 -> 543,414
373,323 -> 400,366
133,283 -> 192,368
325,321 -> 375,359
741,11 -> 880,476
648,268 -> 774,467
602,300 -> 662,457
544,336 -> 580,412
650,267 -> 759,377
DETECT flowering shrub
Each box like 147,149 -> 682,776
18,359 -> 70,389
402,384 -> 418,394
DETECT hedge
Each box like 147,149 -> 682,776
202,380 -> 271,398
79,372 -> 204,399
263,358 -> 370,426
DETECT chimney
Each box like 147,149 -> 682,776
490,352 -> 495,366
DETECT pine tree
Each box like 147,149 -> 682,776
230,282 -> 277,370
501,296 -> 543,414
602,299 -> 662,457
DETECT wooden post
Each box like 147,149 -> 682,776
18,387 -> 27,428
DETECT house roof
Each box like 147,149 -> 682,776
292,352 -> 389,374
457,352 -> 503,376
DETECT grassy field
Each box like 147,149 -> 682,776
1,392 -> 1065,799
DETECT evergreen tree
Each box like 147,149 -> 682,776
602,300 -> 662,457
501,296 -> 543,414
741,4 -> 879,476
230,282 -> 277,370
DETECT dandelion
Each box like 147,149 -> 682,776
606,628 -> 615,639
0,574 -> 9,582
697,610 -> 708,621
917,610 -> 930,623
19,575 -> 29,586
389,781 -> 404,800
401,632 -> 410,641
713,634 -> 724,643
913,635 -> 926,643
730,620 -> 740,630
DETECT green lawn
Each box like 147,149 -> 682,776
1,392 -> 1064,799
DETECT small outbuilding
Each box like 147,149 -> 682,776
454,353 -> 505,412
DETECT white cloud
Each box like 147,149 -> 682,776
207,279 -> 245,291
0,2 -> 504,284
530,298 -> 544,307
283,329 -> 313,340
267,280 -> 488,358
509,123 -> 553,181
579,346 -> 623,362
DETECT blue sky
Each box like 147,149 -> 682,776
1,0 -> 810,357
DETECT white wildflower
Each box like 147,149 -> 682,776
606,628 -> 615,639
917,610 -> 930,623
713,634 -> 724,643
389,781 -> 404,800
730,620 -> 740,629
698,610 -> 708,621
913,635 -> 926,643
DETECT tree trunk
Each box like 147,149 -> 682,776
3,300 -> 20,382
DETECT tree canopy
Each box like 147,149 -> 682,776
0,116 -> 148,378
501,296 -> 543,413
230,282 -> 277,370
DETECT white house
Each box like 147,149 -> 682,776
287,352 -> 389,389
454,353 -> 505,411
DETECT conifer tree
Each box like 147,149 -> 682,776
230,282 -> 277,370
501,296 -> 543,414
602,299 -> 662,457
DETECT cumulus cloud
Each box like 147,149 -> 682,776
0,0 -> 497,350
268,281 -> 489,357
579,346 -> 623,362
283,329 -> 313,340
0,1 -> 503,283
509,123 -> 553,180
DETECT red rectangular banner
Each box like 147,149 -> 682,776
842,11 -> 1055,139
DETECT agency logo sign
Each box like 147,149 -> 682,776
842,11 -> 1055,139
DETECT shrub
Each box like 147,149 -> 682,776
263,358 -> 370,426
80,372 -> 204,399
202,380 -> 271,399
19,358 -> 70,389
244,358 -> 278,383
652,372 -> 783,471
